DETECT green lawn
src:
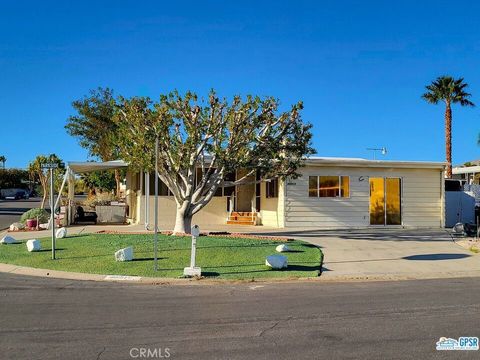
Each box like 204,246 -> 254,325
0,233 -> 323,279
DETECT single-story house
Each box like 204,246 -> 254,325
125,157 -> 446,229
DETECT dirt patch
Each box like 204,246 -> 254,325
455,238 -> 480,253
96,229 -> 292,242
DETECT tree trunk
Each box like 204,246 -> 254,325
173,207 -> 193,235
445,102 -> 452,178
41,193 -> 47,209
114,169 -> 121,197
40,181 -> 48,209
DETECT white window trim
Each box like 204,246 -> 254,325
308,175 -> 351,199
266,178 -> 279,199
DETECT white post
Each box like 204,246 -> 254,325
154,136 -> 159,271
53,168 -> 68,213
183,225 -> 201,277
50,168 -> 56,260
145,171 -> 150,230
227,196 -> 234,220
67,170 -> 75,225
47,168 -> 69,230
190,233 -> 197,268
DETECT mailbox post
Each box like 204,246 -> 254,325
183,225 -> 201,277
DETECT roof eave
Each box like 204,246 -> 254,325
304,159 -> 446,170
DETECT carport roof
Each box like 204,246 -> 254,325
67,160 -> 128,173
453,166 -> 480,175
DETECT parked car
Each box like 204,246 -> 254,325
2,189 -> 29,200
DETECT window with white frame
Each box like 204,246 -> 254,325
308,176 -> 350,198
266,178 -> 278,198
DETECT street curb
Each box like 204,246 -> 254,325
1,261 -> 480,285
0,262 -> 324,285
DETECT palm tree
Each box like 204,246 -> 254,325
422,76 -> 474,178
0,155 -> 6,169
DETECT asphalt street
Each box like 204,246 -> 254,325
0,273 -> 479,359
0,198 -> 43,230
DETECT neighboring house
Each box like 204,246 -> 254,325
125,157 -> 446,229
452,165 -> 480,185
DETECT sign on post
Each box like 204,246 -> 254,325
41,163 -> 59,169
41,163 -> 59,260
183,225 -> 201,277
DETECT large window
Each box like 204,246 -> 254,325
308,176 -> 350,198
266,178 -> 278,198
223,172 -> 236,196
146,172 -> 173,196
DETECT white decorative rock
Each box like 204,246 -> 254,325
56,227 -> 67,238
275,244 -> 291,253
26,239 -> 41,252
9,222 -> 25,231
115,247 -> 134,262
39,223 -> 49,230
1,235 -> 16,244
265,254 -> 288,269
183,266 -> 202,277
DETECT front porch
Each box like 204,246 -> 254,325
128,170 -> 284,229
226,211 -> 258,226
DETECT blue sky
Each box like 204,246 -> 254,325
1,0 -> 479,168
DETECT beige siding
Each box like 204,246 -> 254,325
285,166 -> 443,228
138,196 -> 227,229
259,181 -> 280,227
277,179 -> 285,227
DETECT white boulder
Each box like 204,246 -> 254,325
275,244 -> 291,253
39,223 -> 49,230
56,227 -> 67,239
183,266 -> 202,277
115,247 -> 134,262
265,254 -> 288,269
9,222 -> 25,231
26,239 -> 41,252
1,235 -> 17,244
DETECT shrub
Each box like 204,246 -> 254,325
20,208 -> 50,224
83,192 -> 116,208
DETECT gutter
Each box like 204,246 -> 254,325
304,159 -> 446,170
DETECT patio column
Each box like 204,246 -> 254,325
144,171 -> 150,229
67,170 -> 75,225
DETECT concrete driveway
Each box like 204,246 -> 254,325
257,228 -> 480,281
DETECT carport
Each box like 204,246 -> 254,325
53,160 -> 129,226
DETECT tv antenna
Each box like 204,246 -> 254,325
366,147 -> 387,160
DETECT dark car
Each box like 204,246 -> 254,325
4,189 -> 29,200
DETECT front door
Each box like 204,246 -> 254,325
369,177 -> 402,225
235,169 -> 255,212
